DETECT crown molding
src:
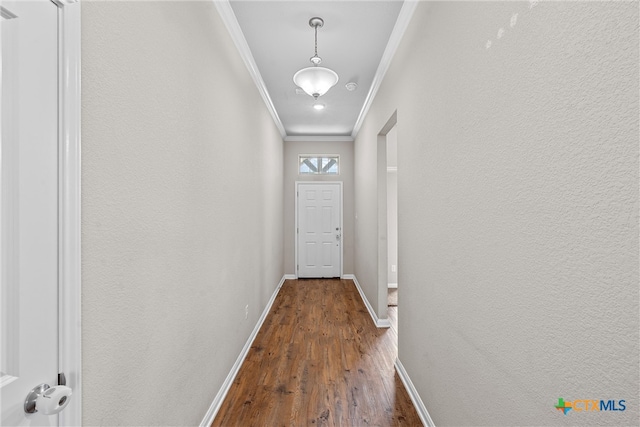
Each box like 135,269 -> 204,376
351,0 -> 418,139
213,0 -> 287,138
284,136 -> 354,143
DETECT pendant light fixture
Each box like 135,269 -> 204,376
293,17 -> 339,100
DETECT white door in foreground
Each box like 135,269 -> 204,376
297,183 -> 342,278
1,1 -> 65,425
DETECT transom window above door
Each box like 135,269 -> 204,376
299,155 -> 339,175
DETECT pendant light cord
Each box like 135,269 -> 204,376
314,24 -> 318,57
308,19 -> 324,66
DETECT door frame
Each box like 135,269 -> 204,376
376,111 -> 397,321
294,181 -> 343,279
55,1 -> 81,425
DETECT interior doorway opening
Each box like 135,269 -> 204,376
386,125 -> 398,331
376,111 -> 398,328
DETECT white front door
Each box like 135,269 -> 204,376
296,183 -> 342,278
1,0 -> 61,425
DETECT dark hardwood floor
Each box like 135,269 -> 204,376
212,278 -> 421,427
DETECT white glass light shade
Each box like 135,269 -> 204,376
293,66 -> 339,98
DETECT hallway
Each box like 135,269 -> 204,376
212,279 -> 420,426
72,1 -> 638,425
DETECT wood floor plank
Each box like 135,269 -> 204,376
212,279 -> 421,427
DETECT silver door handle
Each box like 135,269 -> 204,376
24,383 -> 72,415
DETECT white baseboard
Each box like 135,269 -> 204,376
388,282 -> 398,289
345,275 -> 391,329
284,274 -> 296,280
199,275 -> 287,427
395,359 -> 436,427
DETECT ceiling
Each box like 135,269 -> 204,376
220,1 -> 413,140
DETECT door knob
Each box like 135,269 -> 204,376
24,383 -> 72,415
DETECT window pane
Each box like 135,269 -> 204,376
299,157 -> 319,174
299,156 -> 339,175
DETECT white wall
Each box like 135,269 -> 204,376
387,171 -> 398,285
81,2 -> 283,425
283,140 -> 354,275
387,126 -> 398,286
355,1 -> 638,425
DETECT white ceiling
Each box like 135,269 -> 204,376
224,0 -> 409,139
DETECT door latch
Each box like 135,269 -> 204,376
24,382 -> 73,415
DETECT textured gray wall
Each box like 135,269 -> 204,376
81,2 -> 284,425
355,1 -> 638,425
